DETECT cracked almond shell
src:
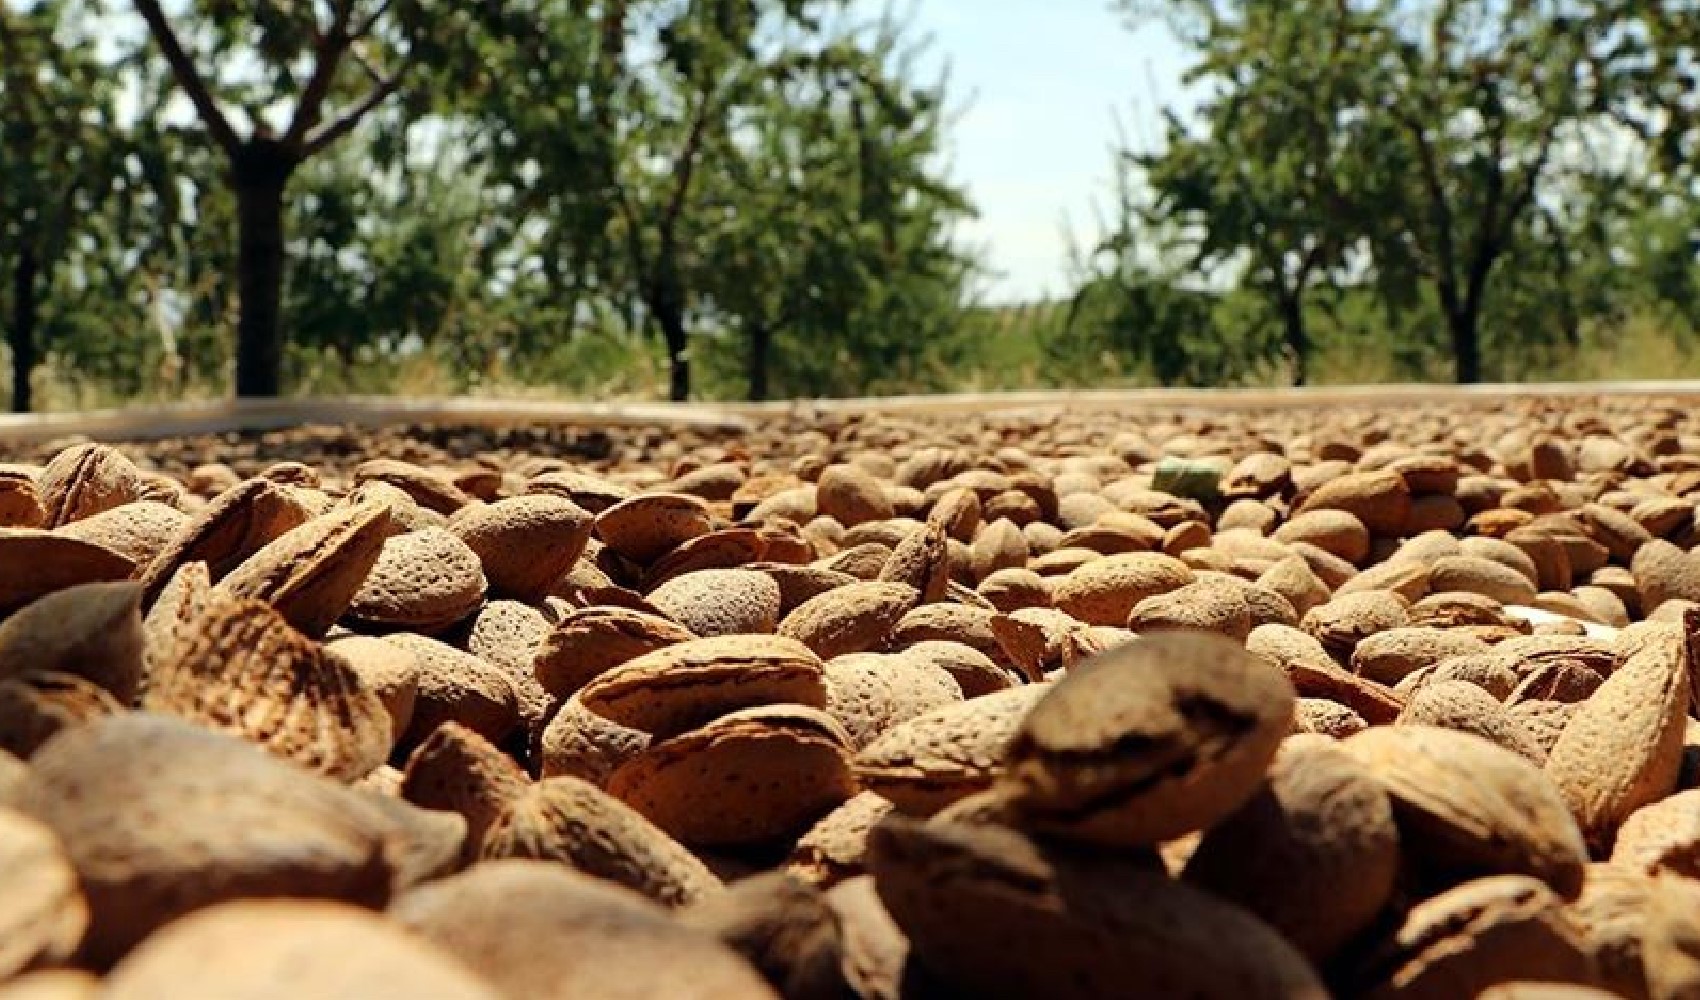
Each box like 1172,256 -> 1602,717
1247,624 -> 1406,724
35,444 -> 146,528
135,478 -> 311,607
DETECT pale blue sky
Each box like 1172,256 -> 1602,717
861,2 -> 1202,302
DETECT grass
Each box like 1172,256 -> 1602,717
5,307 -> 1700,413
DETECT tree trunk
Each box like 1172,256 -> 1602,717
9,244 -> 37,414
747,323 -> 771,402
1449,308 -> 1482,384
1278,294 -> 1309,388
231,141 -> 296,398
657,306 -> 690,402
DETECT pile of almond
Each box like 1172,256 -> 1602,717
6,397 -> 1700,998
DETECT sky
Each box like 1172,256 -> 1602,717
860,1 -> 1203,303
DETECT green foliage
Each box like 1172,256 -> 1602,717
1097,0 -> 1700,388
7,0 -> 1700,409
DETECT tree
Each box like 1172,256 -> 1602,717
131,0 -> 452,396
464,0 -> 903,402
706,23 -> 975,401
459,0 -> 972,397
1134,0 -> 1382,385
1351,0 -> 1607,383
1127,0 -> 1652,384
1056,156 -> 1240,387
0,0 -> 124,412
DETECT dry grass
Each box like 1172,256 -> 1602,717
7,310 -> 1700,412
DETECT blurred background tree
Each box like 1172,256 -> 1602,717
0,0 -> 1696,408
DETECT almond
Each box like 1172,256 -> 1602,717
482,775 -> 721,907
578,634 -> 826,740
448,495 -> 593,603
608,704 -> 856,847
1545,619 -> 1690,850
1342,726 -> 1587,897
1001,631 -> 1294,847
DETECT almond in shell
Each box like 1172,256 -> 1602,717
607,705 -> 856,847
144,593 -> 391,782
1000,631 -> 1295,848
217,503 -> 392,638
866,816 -> 1327,1000
482,775 -> 721,908
1545,619 -> 1691,851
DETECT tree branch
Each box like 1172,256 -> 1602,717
350,0 -> 396,43
1389,97 -> 1458,312
349,43 -> 385,86
659,87 -> 716,252
300,56 -> 411,157
284,0 -> 359,149
131,0 -> 241,155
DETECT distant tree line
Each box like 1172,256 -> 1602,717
1,0 -> 1698,411
0,0 -> 974,409
1059,0 -> 1700,387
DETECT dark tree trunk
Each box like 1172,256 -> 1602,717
1449,309 -> 1482,384
747,323 -> 771,402
9,244 -> 37,414
231,141 -> 296,398
657,306 -> 690,402
1277,294 -> 1309,388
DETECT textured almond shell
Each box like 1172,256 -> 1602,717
144,594 -> 391,782
578,634 -> 827,739
482,775 -> 722,907
218,503 -> 393,638
1342,726 -> 1587,898
1545,622 -> 1690,850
